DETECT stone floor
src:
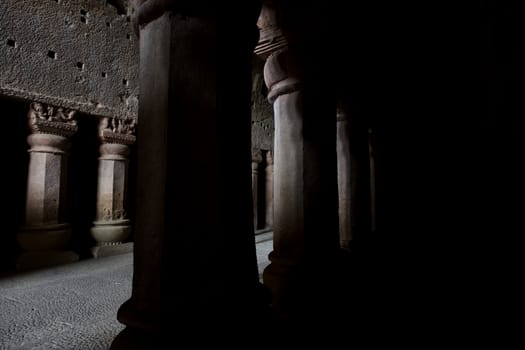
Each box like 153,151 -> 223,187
0,234 -> 273,350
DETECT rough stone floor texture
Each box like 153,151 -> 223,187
0,235 -> 272,350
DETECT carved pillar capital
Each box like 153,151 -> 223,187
336,107 -> 348,122
99,117 -> 137,145
266,150 -> 273,165
255,2 -> 287,58
252,149 -> 263,164
28,102 -> 78,137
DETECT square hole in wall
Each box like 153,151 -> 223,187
80,16 -> 87,23
76,62 -> 84,70
122,79 -> 128,86
47,50 -> 57,59
102,72 -> 107,78
7,39 -> 16,47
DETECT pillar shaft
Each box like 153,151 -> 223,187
262,47 -> 339,317
336,107 -> 372,250
264,150 -> 274,229
112,2 -> 265,346
17,102 -> 78,270
252,149 -> 263,229
348,111 -> 372,244
272,87 -> 305,259
336,108 -> 352,247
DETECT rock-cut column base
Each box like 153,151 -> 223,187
340,239 -> 353,252
263,254 -> 307,320
110,327 -> 152,350
90,220 -> 132,258
91,242 -> 134,258
110,298 -> 162,349
16,250 -> 79,271
16,224 -> 78,270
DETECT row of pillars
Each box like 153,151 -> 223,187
251,149 -> 273,231
16,101 -> 136,270
261,46 -> 374,318
111,2 -> 374,343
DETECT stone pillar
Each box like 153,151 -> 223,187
262,49 -> 304,316
262,47 -> 339,318
264,150 -> 274,229
336,105 -> 373,252
336,107 -> 352,249
91,117 -> 136,257
252,149 -> 263,229
17,102 -> 78,270
111,2 -> 265,347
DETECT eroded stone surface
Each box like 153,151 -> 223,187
0,253 -> 132,350
0,0 -> 138,120
251,56 -> 274,151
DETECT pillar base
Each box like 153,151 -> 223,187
262,254 -> 306,319
91,242 -> 134,258
16,250 -> 79,271
111,326 -> 163,350
91,219 -> 131,244
17,223 -> 71,251
16,224 -> 78,270
340,239 -> 353,251
116,299 -> 161,332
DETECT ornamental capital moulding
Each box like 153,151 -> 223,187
98,117 -> 137,145
28,102 -> 78,137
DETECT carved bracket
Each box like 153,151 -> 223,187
28,102 -> 78,137
266,150 -> 273,165
252,149 -> 263,163
99,117 -> 137,145
336,108 -> 348,122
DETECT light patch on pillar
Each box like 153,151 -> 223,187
111,160 -> 127,220
43,153 -> 62,224
272,92 -> 305,258
97,160 -> 115,220
25,153 -> 47,224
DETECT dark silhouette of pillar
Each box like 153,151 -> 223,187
264,150 -> 274,229
111,1 -> 265,347
252,149 -> 263,229
336,105 -> 372,251
262,46 -> 339,319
